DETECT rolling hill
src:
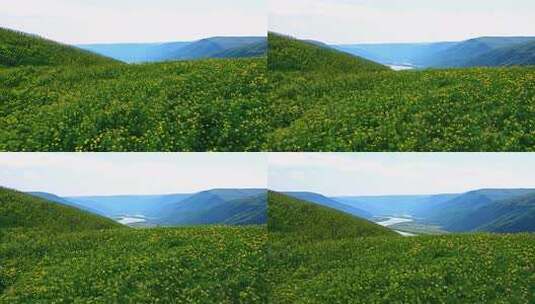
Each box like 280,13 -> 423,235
0,27 -> 118,67
334,189 -> 535,234
284,191 -> 372,219
268,32 -> 387,72
1,186 -> 268,302
160,189 -> 267,226
268,191 -> 396,241
161,37 -> 266,61
1,225 -> 267,302
266,33 -> 535,151
267,190 -> 535,303
0,187 -> 122,232
1,27 -> 266,152
425,189 -> 535,232
335,36 -> 535,68
466,40 -> 535,67
27,189 -> 268,227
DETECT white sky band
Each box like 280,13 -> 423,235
269,0 -> 535,44
1,0 -> 267,44
0,153 -> 267,196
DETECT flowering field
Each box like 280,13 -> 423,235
266,34 -> 535,151
0,57 -> 267,151
1,226 -> 268,303
268,192 -> 535,303
269,233 -> 535,303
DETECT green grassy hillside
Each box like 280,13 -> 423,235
0,57 -> 267,151
0,187 -> 122,232
267,191 -> 535,303
0,27 -> 118,67
268,191 -> 396,241
268,32 -> 387,72
266,34 -> 535,151
1,226 -> 267,303
0,187 -> 268,302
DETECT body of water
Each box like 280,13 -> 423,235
117,216 -> 147,225
388,64 -> 415,71
376,216 -> 416,236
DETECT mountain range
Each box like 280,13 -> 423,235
28,188 -> 267,227
334,36 -> 535,68
285,188 -> 535,233
78,36 -> 267,63
6,185 -> 535,233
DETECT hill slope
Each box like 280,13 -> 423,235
267,193 -> 535,303
161,189 -> 267,226
0,187 -> 122,232
426,189 -> 535,231
268,32 -> 387,72
268,191 -> 396,241
284,191 -> 372,218
1,226 -> 267,302
467,40 -> 535,67
0,27 -> 118,67
0,57 -> 266,152
158,37 -> 266,61
476,192 -> 535,232
433,37 -> 535,68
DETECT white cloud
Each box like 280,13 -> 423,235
0,153 -> 267,196
1,0 -> 267,43
269,0 -> 535,43
268,153 -> 535,196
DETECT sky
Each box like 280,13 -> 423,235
269,0 -> 535,44
269,153 -> 535,196
0,0 -> 266,44
0,153 -> 267,196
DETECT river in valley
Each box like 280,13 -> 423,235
375,217 -> 416,236
116,216 -> 147,225
388,64 -> 415,71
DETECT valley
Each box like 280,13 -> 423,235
266,33 -> 535,151
284,188 -> 535,234
3,182 -> 535,302
0,186 -> 268,302
30,188 -> 267,227
268,191 -> 535,303
335,37 -> 535,68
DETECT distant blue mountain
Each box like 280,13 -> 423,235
65,194 -> 192,217
77,42 -> 190,63
160,189 -> 267,225
335,36 -> 535,68
77,36 -> 267,63
333,194 -> 458,217
333,189 -> 535,233
284,192 -> 372,219
27,189 -> 267,227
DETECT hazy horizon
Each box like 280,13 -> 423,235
1,0 -> 266,44
0,153 -> 267,196
269,0 -> 535,44
268,153 -> 535,196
